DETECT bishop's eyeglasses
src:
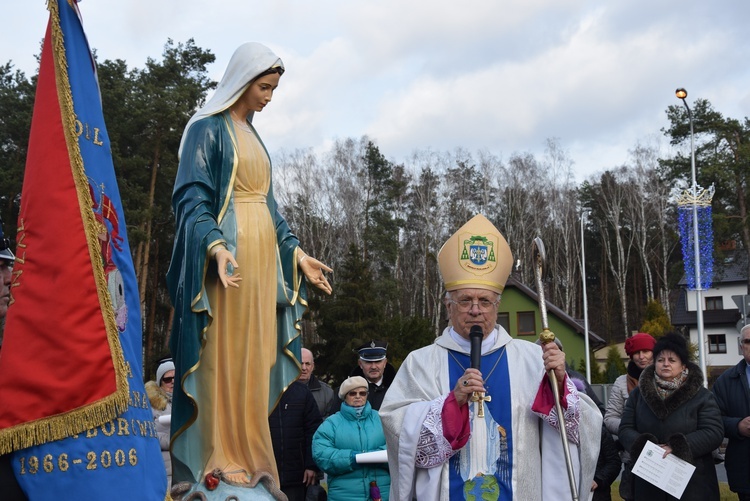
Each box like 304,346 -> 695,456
447,298 -> 499,312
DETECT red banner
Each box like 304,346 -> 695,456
0,3 -> 127,453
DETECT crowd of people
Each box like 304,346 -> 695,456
156,187 -> 750,500
4,196 -> 750,500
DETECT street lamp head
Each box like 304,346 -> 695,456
675,88 -> 688,100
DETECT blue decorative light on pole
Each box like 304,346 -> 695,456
675,87 -> 710,387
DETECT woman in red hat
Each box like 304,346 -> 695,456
603,332 -> 656,500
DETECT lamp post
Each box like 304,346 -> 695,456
581,209 -> 591,383
675,87 -> 708,387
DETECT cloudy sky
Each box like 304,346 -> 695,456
5,0 -> 749,181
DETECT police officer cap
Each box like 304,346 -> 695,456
355,340 -> 388,362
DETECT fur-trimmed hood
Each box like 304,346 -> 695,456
145,380 -> 171,411
638,362 -> 703,420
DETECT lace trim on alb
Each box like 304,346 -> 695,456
415,395 -> 458,468
537,377 -> 581,445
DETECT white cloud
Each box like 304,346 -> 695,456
4,0 -> 750,182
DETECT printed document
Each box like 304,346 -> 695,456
632,440 -> 695,498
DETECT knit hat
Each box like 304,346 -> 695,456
338,376 -> 368,399
624,332 -> 656,356
652,332 -> 691,364
156,359 -> 175,385
437,214 -> 513,294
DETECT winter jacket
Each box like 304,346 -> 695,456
619,363 -> 724,501
604,361 -> 647,464
306,375 -> 336,419
269,381 -> 323,489
604,373 -> 629,438
711,358 -> 750,494
312,401 -> 390,501
145,381 -> 172,488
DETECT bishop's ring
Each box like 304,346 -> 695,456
462,379 -> 469,386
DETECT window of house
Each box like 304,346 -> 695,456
497,312 -> 510,334
517,311 -> 536,336
705,296 -> 723,311
708,334 -> 726,354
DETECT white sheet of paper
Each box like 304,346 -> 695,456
355,450 -> 388,464
631,440 -> 696,498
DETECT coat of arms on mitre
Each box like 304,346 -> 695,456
459,234 -> 497,275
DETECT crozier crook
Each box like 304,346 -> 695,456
533,237 -> 579,501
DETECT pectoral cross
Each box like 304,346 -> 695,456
471,391 -> 491,418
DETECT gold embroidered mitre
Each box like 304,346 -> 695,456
438,214 -> 513,294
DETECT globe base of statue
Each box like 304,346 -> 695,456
170,472 -> 286,501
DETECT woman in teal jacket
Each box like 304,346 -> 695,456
313,377 -> 390,500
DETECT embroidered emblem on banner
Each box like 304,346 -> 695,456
459,233 -> 498,275
89,179 -> 128,333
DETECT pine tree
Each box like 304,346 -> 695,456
0,62 -> 35,237
640,299 -> 672,338
313,244 -> 385,384
604,344 -> 627,384
578,357 -> 606,384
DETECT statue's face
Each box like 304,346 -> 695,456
238,72 -> 280,113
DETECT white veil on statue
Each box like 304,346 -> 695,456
178,42 -> 283,158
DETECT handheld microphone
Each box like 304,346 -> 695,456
469,325 -> 483,370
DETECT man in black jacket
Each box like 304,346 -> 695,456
269,381 -> 323,501
712,324 -> 750,501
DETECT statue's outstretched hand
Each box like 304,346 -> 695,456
213,247 -> 241,289
299,255 -> 333,295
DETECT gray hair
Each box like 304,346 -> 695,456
741,324 -> 750,339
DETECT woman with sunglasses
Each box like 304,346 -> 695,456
146,358 -> 175,490
313,376 -> 390,500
